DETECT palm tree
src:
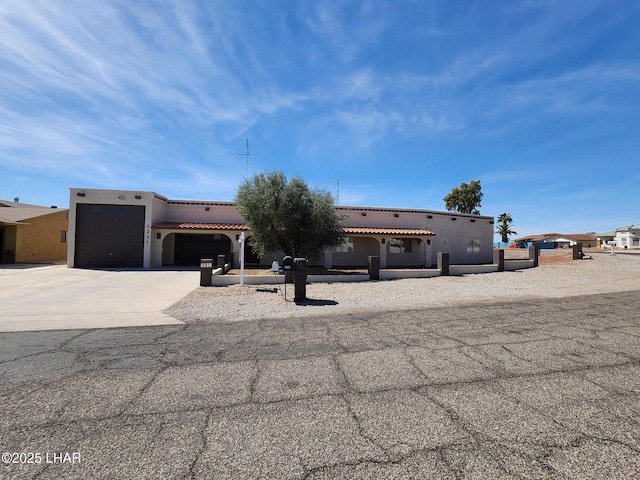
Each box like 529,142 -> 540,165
496,213 -> 517,244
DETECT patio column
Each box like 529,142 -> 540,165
231,234 -> 242,268
422,236 -> 433,267
324,250 -> 333,268
150,230 -> 164,268
378,237 -> 387,268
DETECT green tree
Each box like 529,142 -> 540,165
235,171 -> 345,259
443,179 -> 483,214
496,212 -> 517,243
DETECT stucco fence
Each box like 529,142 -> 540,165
208,258 -> 535,286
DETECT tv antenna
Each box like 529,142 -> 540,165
233,138 -> 261,178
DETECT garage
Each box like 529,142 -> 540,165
74,204 -> 145,268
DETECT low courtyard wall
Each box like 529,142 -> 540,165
208,260 -> 536,286
504,259 -> 536,271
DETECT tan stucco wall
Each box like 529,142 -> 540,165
15,210 -> 69,263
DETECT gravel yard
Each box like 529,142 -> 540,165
166,252 -> 640,324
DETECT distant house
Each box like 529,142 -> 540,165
67,188 -> 495,269
0,199 -> 69,264
513,233 -> 598,248
613,224 -> 640,249
595,230 -> 616,248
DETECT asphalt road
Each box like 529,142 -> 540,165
1,290 -> 639,479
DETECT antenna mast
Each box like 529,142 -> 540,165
233,138 -> 261,178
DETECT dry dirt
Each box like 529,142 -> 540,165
537,251 -> 573,265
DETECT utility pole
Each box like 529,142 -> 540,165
233,138 -> 261,178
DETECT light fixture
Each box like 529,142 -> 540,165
118,195 -> 125,200
135,195 -> 142,200
76,192 -> 86,197
361,212 -> 367,216
205,207 -> 210,211
394,213 -> 399,218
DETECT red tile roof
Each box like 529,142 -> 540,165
152,223 -> 435,236
343,226 -> 435,236
152,222 -> 248,230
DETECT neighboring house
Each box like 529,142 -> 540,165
613,224 -> 640,249
0,199 -> 69,264
596,230 -> 616,248
513,233 -> 598,248
67,188 -> 495,269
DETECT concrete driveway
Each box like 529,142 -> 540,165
0,265 -> 199,332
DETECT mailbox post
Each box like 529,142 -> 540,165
293,257 -> 308,302
282,256 -> 294,284
200,258 -> 213,286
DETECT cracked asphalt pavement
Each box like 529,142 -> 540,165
1,290 -> 639,479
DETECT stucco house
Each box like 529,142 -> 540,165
67,188 -> 495,269
514,233 -> 597,248
612,224 -> 640,249
0,199 -> 68,264
595,230 -> 616,248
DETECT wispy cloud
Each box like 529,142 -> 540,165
0,0 -> 314,190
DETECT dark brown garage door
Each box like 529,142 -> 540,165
74,204 -> 145,268
173,234 -> 231,266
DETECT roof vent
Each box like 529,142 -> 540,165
14,197 -> 19,203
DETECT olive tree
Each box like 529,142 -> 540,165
235,171 -> 345,259
443,179 -> 483,214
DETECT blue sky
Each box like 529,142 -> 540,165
1,1 -> 639,239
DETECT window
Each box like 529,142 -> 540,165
466,240 -> 480,254
335,237 -> 354,253
389,238 -> 412,253
60,230 -> 67,243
